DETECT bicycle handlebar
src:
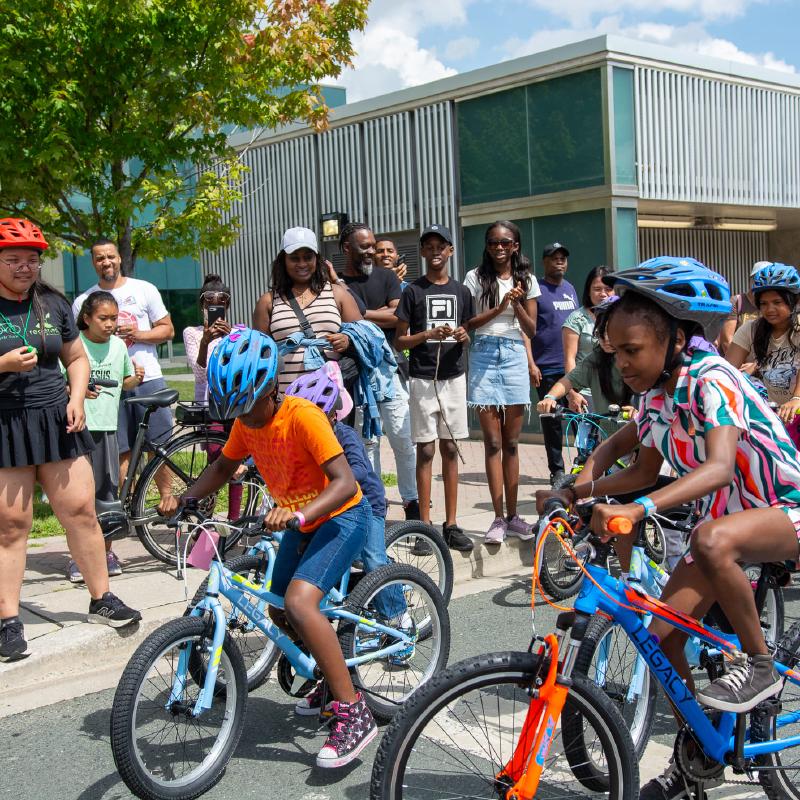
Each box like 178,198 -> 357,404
607,517 -> 633,534
88,378 -> 119,392
539,404 -> 630,421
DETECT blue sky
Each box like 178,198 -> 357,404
337,0 -> 799,102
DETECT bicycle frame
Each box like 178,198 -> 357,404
571,561 -> 800,764
182,547 -> 415,716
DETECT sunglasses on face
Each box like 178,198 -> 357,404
487,239 -> 515,248
201,291 -> 230,304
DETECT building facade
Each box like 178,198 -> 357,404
202,34 -> 800,325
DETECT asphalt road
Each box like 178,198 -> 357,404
3,575 -> 799,800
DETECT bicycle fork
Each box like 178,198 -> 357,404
496,634 -> 570,800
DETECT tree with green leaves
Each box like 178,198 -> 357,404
0,0 -> 369,271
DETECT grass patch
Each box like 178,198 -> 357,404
381,473 -> 398,487
162,366 -> 192,375
166,378 -> 197,402
31,488 -> 64,539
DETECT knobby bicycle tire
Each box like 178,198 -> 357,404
338,564 -> 450,721
370,650 -> 638,800
111,616 -> 247,800
384,520 -> 454,605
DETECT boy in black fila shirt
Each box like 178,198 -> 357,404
395,225 -> 475,552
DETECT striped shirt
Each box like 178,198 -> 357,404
269,283 -> 342,395
636,350 -> 800,526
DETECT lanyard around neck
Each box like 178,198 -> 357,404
0,300 -> 35,352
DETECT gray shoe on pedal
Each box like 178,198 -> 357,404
639,759 -> 690,800
697,651 -> 783,712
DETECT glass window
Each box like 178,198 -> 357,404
613,68 -> 636,186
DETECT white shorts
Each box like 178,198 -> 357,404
409,374 -> 469,443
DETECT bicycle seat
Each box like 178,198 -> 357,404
125,388 -> 179,408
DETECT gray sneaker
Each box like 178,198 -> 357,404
639,758 -> 690,800
106,550 -> 123,577
697,651 -> 783,712
67,560 -> 84,584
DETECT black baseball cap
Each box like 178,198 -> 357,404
543,242 -> 569,258
420,224 -> 453,245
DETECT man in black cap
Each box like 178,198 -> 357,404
530,242 -> 579,484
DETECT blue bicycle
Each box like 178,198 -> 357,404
371,499 -> 800,800
111,512 -> 450,800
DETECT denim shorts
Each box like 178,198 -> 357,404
270,496 -> 371,597
468,334 -> 530,409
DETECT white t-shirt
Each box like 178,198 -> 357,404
463,269 -> 541,340
73,278 -> 169,381
731,319 -> 800,405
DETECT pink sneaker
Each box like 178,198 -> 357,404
484,517 -> 507,544
506,515 -> 534,541
316,693 -> 377,768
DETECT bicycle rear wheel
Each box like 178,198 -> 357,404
111,617 -> 246,800
370,650 -> 638,800
131,431 -> 228,565
338,564 -> 450,721
384,521 -> 453,605
755,620 -> 800,799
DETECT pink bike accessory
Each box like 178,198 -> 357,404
186,526 -> 220,570
294,511 -> 306,527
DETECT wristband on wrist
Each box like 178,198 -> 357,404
293,511 -> 306,527
792,396 -> 800,401
544,393 -> 557,401
633,496 -> 656,518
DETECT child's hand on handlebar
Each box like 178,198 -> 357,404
264,506 -> 299,532
535,488 -> 574,516
590,502 -> 643,542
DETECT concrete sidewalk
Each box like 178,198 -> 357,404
0,438 -> 553,717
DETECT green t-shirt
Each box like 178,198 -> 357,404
81,333 -> 134,431
562,306 -> 596,367
566,348 -> 626,415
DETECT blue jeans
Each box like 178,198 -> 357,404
361,516 -> 407,620
270,497 -> 370,597
360,373 -> 418,504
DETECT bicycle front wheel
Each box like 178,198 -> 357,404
538,523 -> 588,600
111,617 -> 247,800
385,520 -> 453,605
371,650 -> 638,800
131,431 -> 228,565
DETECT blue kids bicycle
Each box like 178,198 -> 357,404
110,510 -> 450,800
371,498 -> 800,800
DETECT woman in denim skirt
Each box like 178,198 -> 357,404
463,221 -> 540,545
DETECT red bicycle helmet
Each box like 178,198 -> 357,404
0,218 -> 49,251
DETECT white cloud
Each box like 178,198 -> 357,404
335,0 -> 474,102
444,36 -> 481,61
507,15 -> 795,75
524,0 -> 755,27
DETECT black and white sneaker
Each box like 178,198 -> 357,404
639,758 -> 690,800
697,651 -> 783,712
87,592 -> 142,628
0,617 -> 28,662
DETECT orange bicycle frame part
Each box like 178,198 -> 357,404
496,634 -> 570,800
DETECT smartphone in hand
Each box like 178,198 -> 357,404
206,305 -> 226,326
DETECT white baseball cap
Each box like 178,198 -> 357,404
282,227 -> 319,255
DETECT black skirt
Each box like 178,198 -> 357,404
0,404 -> 95,468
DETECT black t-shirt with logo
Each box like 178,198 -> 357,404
395,276 -> 475,380
342,267 -> 403,346
0,292 -> 76,410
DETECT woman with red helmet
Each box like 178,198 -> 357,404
0,218 -> 141,663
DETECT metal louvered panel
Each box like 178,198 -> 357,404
201,136 -> 318,322
414,102 -> 458,270
363,112 -> 414,234
636,67 -> 800,207
638,227 -> 768,295
319,124 -> 364,223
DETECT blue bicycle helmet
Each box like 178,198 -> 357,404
207,328 -> 279,420
603,256 -> 732,341
752,263 -> 800,295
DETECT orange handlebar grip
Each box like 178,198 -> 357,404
607,517 -> 633,534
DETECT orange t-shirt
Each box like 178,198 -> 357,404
222,396 -> 362,532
